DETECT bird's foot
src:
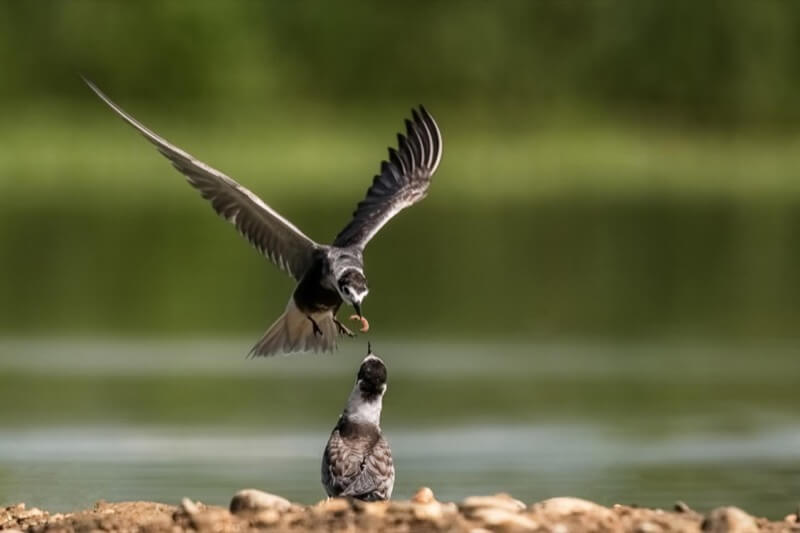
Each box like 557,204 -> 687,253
307,316 -> 323,337
349,314 -> 370,333
334,318 -> 356,338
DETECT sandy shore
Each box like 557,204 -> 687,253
2,488 -> 798,532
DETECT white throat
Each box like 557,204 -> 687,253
343,382 -> 384,426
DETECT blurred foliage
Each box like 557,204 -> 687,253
0,1 -> 798,339
2,0 -> 800,128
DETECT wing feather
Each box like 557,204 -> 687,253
322,426 -> 394,500
84,78 -> 318,280
333,106 -> 442,249
339,436 -> 394,500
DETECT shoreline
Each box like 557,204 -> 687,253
3,488 -> 797,532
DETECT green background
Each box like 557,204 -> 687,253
0,0 -> 799,517
1,0 -> 799,338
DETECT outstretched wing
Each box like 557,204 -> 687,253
84,78 -> 319,281
333,106 -> 442,249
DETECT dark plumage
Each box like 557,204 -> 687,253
322,348 -> 394,501
84,78 -> 442,356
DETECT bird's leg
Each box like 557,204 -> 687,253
333,317 -> 356,337
307,315 -> 323,337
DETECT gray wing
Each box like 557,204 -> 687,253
340,435 -> 394,500
322,428 -> 361,497
333,106 -> 442,249
322,429 -> 394,500
84,78 -> 319,281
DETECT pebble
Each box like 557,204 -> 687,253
253,509 -> 281,526
412,486 -> 435,504
413,501 -> 444,522
530,496 -> 613,517
471,507 -> 539,531
314,497 -> 350,514
702,506 -> 758,533
462,494 -> 526,514
360,500 -> 389,518
179,498 -> 200,515
635,520 -> 662,533
229,488 -> 292,513
674,500 -> 692,513
16,507 -> 44,519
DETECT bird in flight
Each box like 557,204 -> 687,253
84,78 -> 442,357
321,344 -> 394,501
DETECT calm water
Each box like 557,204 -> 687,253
0,339 -> 798,518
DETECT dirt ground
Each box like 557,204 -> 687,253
2,489 -> 798,533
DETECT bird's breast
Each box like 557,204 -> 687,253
294,264 -> 342,313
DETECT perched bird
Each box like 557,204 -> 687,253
321,345 -> 394,501
84,79 -> 442,356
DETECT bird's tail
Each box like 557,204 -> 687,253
249,299 -> 338,357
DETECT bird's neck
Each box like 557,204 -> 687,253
343,386 -> 383,427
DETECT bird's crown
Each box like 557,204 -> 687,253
357,346 -> 387,395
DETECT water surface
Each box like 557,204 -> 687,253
0,339 -> 797,518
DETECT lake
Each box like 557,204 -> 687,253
0,338 -> 798,518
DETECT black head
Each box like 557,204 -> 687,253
357,351 -> 387,399
337,270 -> 369,314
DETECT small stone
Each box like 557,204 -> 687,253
471,507 -> 539,531
530,497 -> 619,530
230,489 -> 292,513
360,501 -> 389,518
315,497 -> 351,514
530,497 -> 611,517
386,500 -> 415,513
412,486 -> 435,504
462,494 -> 526,514
253,509 -> 281,526
189,507 -> 235,530
702,506 -> 758,533
635,520 -> 662,533
180,498 -> 200,515
784,513 -> 798,523
674,501 -> 692,513
17,507 -> 44,519
413,501 -> 443,522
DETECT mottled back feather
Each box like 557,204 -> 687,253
322,419 -> 394,500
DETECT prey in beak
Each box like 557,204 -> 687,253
349,302 -> 370,332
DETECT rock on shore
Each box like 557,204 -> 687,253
1,488 -> 797,532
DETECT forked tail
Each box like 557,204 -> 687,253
249,299 -> 338,357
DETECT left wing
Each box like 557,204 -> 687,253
333,106 -> 442,249
339,435 -> 394,501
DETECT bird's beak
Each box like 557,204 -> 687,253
353,302 -> 362,317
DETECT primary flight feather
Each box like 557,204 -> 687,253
84,78 -> 442,356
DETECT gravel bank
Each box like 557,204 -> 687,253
2,488 -> 798,532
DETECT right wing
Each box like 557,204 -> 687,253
84,78 -> 319,281
339,435 -> 394,500
333,106 -> 442,249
